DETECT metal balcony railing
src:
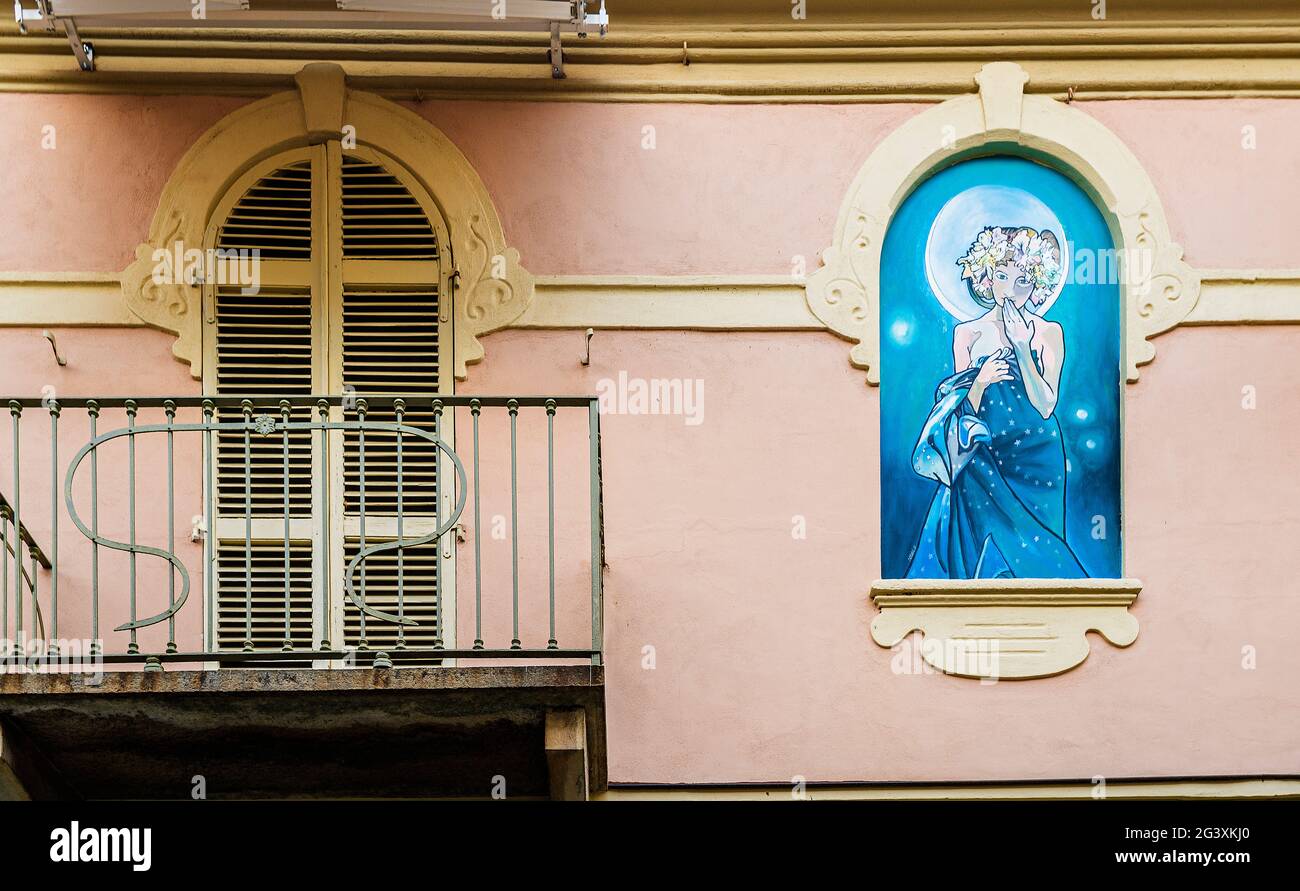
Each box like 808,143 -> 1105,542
0,395 -> 604,670
1,488 -> 50,654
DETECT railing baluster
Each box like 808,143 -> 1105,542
48,399 -> 59,652
165,400 -> 176,654
588,399 -> 604,667
1,506 -> 8,652
315,399 -> 330,652
87,401 -> 100,655
508,399 -> 520,650
394,398 -> 406,650
356,398 -> 367,650
546,399 -> 557,650
432,398 -> 442,649
125,399 -> 138,655
29,548 -> 38,646
241,399 -> 253,653
471,399 -> 483,650
280,399 -> 292,652
9,401 -> 21,658
202,400 -> 214,653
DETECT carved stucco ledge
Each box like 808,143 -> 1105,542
869,578 -> 1141,680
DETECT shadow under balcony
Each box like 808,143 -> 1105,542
0,664 -> 605,800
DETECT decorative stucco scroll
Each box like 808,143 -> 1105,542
869,579 -> 1142,680
806,61 -> 1200,385
119,62 -> 534,380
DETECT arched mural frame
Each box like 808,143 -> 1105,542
809,63 -> 1163,679
119,62 -> 534,381
807,61 -> 1200,386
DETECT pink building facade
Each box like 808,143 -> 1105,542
0,1 -> 1296,800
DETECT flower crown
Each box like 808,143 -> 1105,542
957,226 -> 1063,306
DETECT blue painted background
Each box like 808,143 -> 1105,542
879,156 -> 1122,579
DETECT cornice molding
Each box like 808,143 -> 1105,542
3,24 -> 1300,101
1,270 -> 1297,330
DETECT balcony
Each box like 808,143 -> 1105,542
0,394 -> 606,799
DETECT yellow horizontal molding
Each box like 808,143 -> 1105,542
1,270 -> 1298,330
598,777 -> 1300,801
521,275 -> 819,330
1190,269 -> 1300,325
871,577 -> 1143,606
0,272 -> 132,326
5,23 -> 1300,100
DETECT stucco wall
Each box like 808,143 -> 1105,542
0,93 -> 1296,784
471,325 -> 1300,783
5,95 -> 1296,274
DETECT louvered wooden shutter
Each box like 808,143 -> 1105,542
339,153 -> 446,655
213,285 -> 314,515
342,540 -> 443,658
340,154 -> 438,259
217,539 -> 314,661
217,159 -> 313,259
341,287 -> 440,515
212,158 -> 319,655
207,147 -> 451,659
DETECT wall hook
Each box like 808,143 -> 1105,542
580,328 -> 595,366
683,41 -> 690,66
1066,85 -> 1076,104
42,330 -> 68,367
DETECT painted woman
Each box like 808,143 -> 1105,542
905,225 -> 1088,579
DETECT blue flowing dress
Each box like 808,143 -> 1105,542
904,349 -> 1087,579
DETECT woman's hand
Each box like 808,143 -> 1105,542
1002,298 -> 1036,351
974,348 -> 1014,387
968,348 -> 1013,412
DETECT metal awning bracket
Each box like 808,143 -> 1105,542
14,0 -> 613,76
63,18 -> 95,72
14,2 -> 95,70
549,22 -> 565,79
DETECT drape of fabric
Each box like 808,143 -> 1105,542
904,350 -> 1087,579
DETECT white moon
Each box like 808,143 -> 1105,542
924,184 -> 1070,322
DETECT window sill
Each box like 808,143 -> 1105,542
869,578 -> 1142,680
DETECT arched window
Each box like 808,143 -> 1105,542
201,144 -> 454,658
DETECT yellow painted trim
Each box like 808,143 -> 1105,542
2,270 -> 1298,330
597,778 -> 1300,801
518,276 -> 820,330
4,22 -> 1300,101
0,272 -> 131,326
1190,270 -> 1300,325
